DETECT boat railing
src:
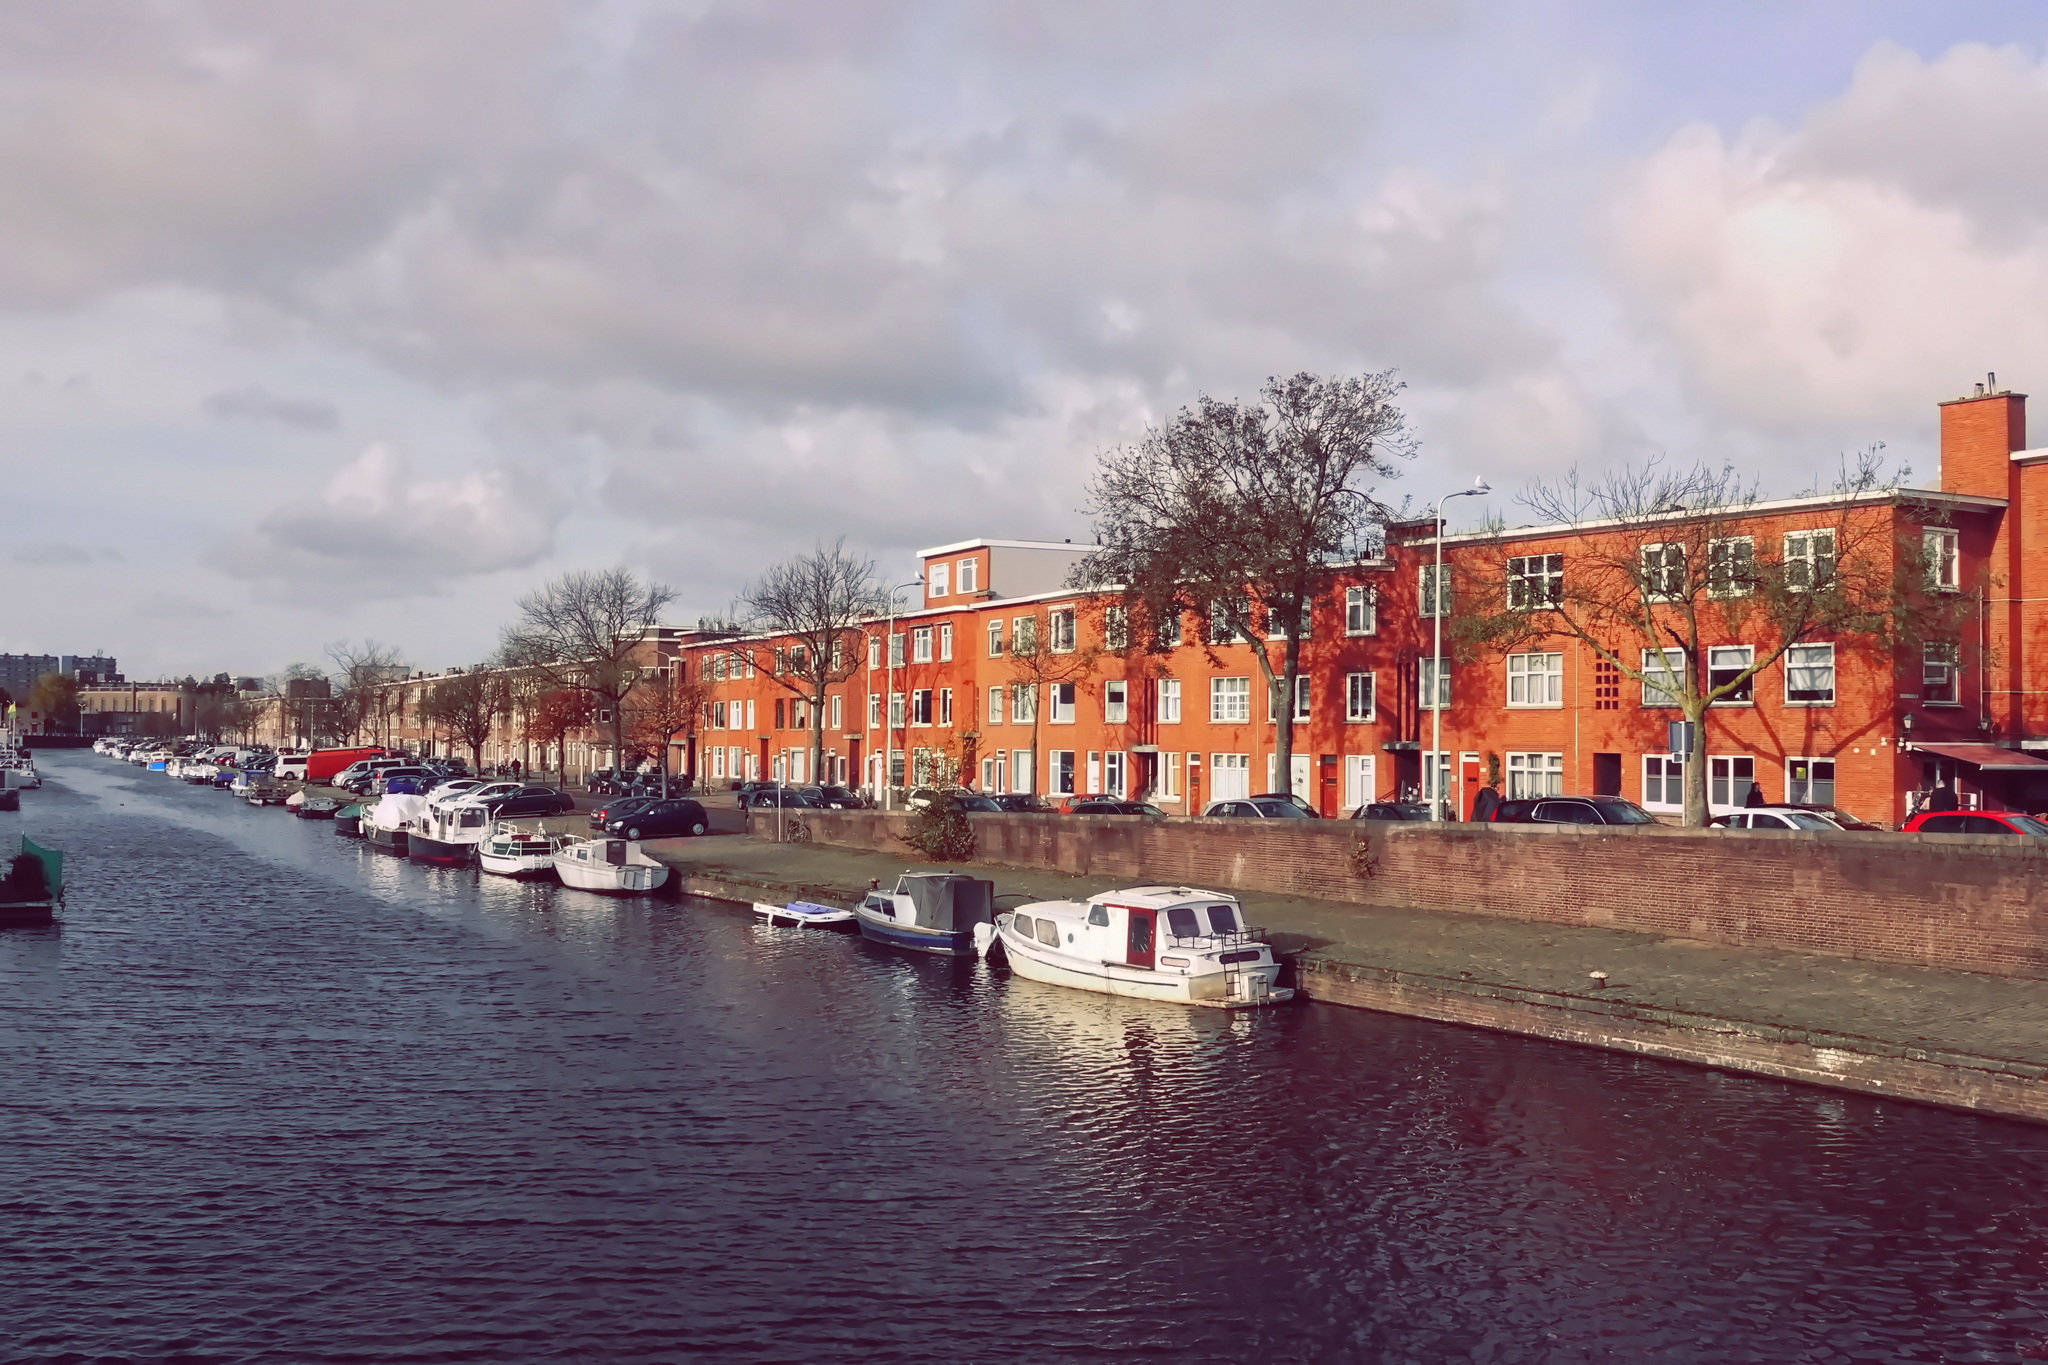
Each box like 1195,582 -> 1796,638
1161,927 -> 1269,951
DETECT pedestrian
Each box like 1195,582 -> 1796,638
510,758 -> 521,779
1928,784 -> 1959,812
1744,781 -> 1766,808
1469,785 -> 1501,824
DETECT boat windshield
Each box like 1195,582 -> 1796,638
1166,906 -> 1203,938
1208,903 -> 1239,933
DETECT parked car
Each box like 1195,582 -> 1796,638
1902,810 -> 2048,838
368,765 -> 438,795
1068,799 -> 1168,817
733,780 -> 781,802
746,788 -> 824,810
1203,797 -> 1318,819
590,795 -> 661,830
435,780 -> 515,809
1248,792 -> 1320,817
812,785 -> 869,810
607,798 -> 711,839
906,787 -> 1001,813
481,785 -> 577,818
986,793 -> 1053,813
1710,807 -> 1849,832
1782,803 -> 1885,832
1489,797 -> 1658,826
1351,801 -> 1433,821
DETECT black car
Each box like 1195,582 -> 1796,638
590,795 -> 660,830
484,785 -> 577,818
607,799 -> 710,839
1352,801 -> 1432,821
1203,797 -> 1317,819
986,793 -> 1053,813
1489,796 -> 1657,826
813,785 -> 869,810
1069,800 -> 1168,817
746,788 -> 823,809
734,780 -> 780,801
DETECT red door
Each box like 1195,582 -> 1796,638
1125,908 -> 1156,969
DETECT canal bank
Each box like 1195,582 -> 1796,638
641,832 -> 2048,1125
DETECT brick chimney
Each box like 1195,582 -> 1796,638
1939,372 -> 2026,499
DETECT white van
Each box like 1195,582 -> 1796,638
272,753 -> 309,782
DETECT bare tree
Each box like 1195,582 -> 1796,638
728,540 -> 892,786
1000,606 -> 1103,794
1075,372 -> 1412,793
526,688 -> 594,780
1455,454 -> 1970,826
625,664 -> 713,796
326,640 -> 408,744
418,667 -> 510,773
500,569 -> 676,783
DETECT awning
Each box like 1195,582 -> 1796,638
1906,742 -> 2048,772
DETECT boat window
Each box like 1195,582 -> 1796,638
1219,949 -> 1262,965
1208,904 -> 1239,934
1086,905 -> 1109,927
1035,918 -> 1061,947
1166,906 -> 1202,938
1013,915 -> 1036,939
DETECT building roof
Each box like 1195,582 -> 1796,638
915,538 -> 1099,557
1434,486 -> 2008,548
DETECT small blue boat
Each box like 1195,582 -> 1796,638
754,899 -> 856,930
854,872 -> 996,957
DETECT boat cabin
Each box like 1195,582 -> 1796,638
1012,886 -> 1267,971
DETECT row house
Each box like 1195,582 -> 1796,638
678,380 -> 2048,824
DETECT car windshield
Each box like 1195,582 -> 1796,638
1590,800 -> 1657,825
1252,800 -> 1310,817
1781,811 -> 1838,830
2005,814 -> 2048,837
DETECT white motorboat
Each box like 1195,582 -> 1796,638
478,822 -> 561,878
553,837 -> 669,894
363,792 -> 428,854
409,801 -> 493,865
981,885 -> 1295,1009
753,899 -> 856,930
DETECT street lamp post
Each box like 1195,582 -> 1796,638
880,577 -> 923,811
1429,476 -> 1490,820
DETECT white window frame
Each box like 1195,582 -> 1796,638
1049,609 -> 1077,654
1345,672 -> 1375,723
1419,564 -> 1450,618
1344,585 -> 1377,636
1507,554 -> 1563,610
1010,683 -> 1036,724
911,627 -> 933,664
1210,676 -> 1251,723
1641,648 -> 1685,708
1103,606 -> 1128,652
1709,754 -> 1755,812
1505,651 -> 1563,708
1787,758 -> 1836,806
1049,682 -> 1076,724
1013,616 -> 1037,654
1158,752 -> 1182,799
1924,527 -> 1960,592
1505,752 -> 1564,799
927,562 -> 948,598
939,688 -> 953,726
1418,658 -> 1450,711
889,633 -> 906,667
987,619 -> 1004,657
1010,749 -> 1032,793
1048,749 -> 1076,795
1104,750 -> 1126,798
1707,645 -> 1754,706
1641,543 -> 1686,602
867,693 -> 880,728
889,693 -> 905,727
1707,536 -> 1754,599
1103,680 -> 1128,724
1642,754 -> 1685,811
1923,642 -> 1961,705
1784,529 -> 1836,592
1157,678 -> 1181,724
957,558 -> 978,594
1342,754 -> 1375,810
1210,753 -> 1251,801
1785,642 -> 1835,706
938,624 -> 953,662
1270,673 -> 1310,723
830,695 -> 842,730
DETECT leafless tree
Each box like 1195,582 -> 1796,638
727,539 -> 892,786
326,640 -> 408,745
1455,453 -> 1970,826
1075,372 -> 1412,792
418,667 -> 511,773
626,663 -> 713,796
998,605 -> 1103,794
500,568 -> 676,781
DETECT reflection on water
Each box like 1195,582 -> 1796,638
5,752 -> 2048,1364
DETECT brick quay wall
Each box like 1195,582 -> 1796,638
774,811 -> 2048,981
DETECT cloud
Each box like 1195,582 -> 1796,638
204,384 -> 340,429
1609,41 -> 2048,441
132,592 -> 229,620
11,541 -> 121,564
209,440 -> 562,604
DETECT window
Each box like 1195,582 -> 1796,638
1784,529 -> 1836,591
1708,537 -> 1754,598
1207,599 -> 1249,644
1643,755 -> 1684,809
1049,609 -> 1076,653
1010,749 -> 1032,793
1049,750 -> 1075,795
957,558 -> 978,594
1210,677 -> 1251,723
1924,642 -> 1960,704
774,698 -> 786,729
889,634 -> 905,667
1641,648 -> 1685,707
1419,564 -> 1450,617
1285,674 -> 1311,722
1345,672 -> 1375,723
1264,601 -> 1311,641
939,688 -> 953,726
1345,585 -> 1377,635
987,619 -> 1004,656
1418,658 -> 1450,710
867,694 -> 880,728
928,562 -> 949,597
1343,754 -> 1375,809
1506,652 -> 1563,707
1049,683 -> 1076,723
1785,643 -> 1835,705
1157,678 -> 1181,724
912,628 -> 933,663
711,747 -> 726,778
1211,753 -> 1251,801
888,693 -> 905,727
867,638 -> 880,669
1641,543 -> 1686,601
1708,646 -> 1754,705
745,699 -> 755,729
1788,758 -> 1836,806
1158,752 -> 1182,798
1506,752 -> 1564,799
1154,610 -> 1185,648
1104,680 -> 1128,724
1924,528 -> 1960,591
1594,657 -> 1620,711
987,685 -> 1004,725
938,624 -> 953,662
1104,606 -> 1128,651
830,695 -> 842,730
1013,616 -> 1038,654
981,752 -> 1006,792
1011,684 -> 1036,724
1508,555 -> 1563,610
1105,751 -> 1126,798
1710,756 -> 1755,810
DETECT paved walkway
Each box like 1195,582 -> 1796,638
636,833 -> 2048,1088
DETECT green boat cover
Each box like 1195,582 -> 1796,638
20,836 -> 60,895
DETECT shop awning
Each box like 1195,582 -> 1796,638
1907,743 -> 2048,772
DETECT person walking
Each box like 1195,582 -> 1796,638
1744,782 -> 1766,809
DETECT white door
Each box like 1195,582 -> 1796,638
1265,753 -> 1313,799
1343,755 -> 1375,811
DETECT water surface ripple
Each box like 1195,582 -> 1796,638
5,753 -> 2048,1363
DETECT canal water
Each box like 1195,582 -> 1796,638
6,753 -> 2048,1364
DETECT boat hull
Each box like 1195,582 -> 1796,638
0,899 -> 55,927
334,816 -> 362,838
478,851 -> 555,878
754,901 -> 857,930
853,904 -> 975,956
364,825 -> 409,854
407,833 -> 477,866
999,925 -> 1295,1009
554,860 -> 668,894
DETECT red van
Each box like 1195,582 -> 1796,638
304,746 -> 397,784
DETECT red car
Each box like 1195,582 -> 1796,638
1901,810 -> 2048,838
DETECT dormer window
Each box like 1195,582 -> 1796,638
957,558 -> 978,594
928,562 -> 949,598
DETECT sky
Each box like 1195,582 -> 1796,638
10,0 -> 2048,681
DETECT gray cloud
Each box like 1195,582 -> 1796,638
204,384 -> 340,429
11,541 -> 121,564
